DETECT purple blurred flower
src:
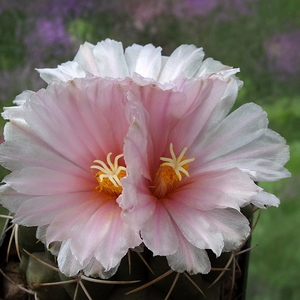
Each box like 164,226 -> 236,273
171,0 -> 260,18
35,0 -> 95,19
36,18 -> 72,46
188,0 -> 218,14
123,0 -> 260,29
173,0 -> 218,17
265,30 -> 300,75
24,17 -> 74,65
0,0 -> 93,19
219,0 -> 259,15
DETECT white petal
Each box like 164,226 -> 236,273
165,200 -> 223,256
91,39 -> 129,78
125,43 -> 162,79
36,225 -> 48,245
84,258 -> 119,279
158,45 -> 205,83
36,61 -> 86,84
13,192 -> 92,226
73,42 -> 102,76
14,90 -> 34,105
2,90 -> 35,120
196,57 -> 231,77
251,190 -> 280,208
0,185 -> 31,213
174,168 -> 259,211
0,120 -> 85,174
141,203 -> 179,256
166,200 -> 250,256
57,239 -> 84,277
70,201 -> 141,271
3,167 -> 94,195
199,77 -> 240,132
167,231 -> 211,275
199,128 -> 290,182
208,209 -> 250,252
193,103 -> 269,166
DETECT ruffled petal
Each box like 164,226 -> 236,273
17,78 -> 130,169
194,104 -> 290,181
37,39 -> 130,83
1,87 -> 39,122
192,103 -> 269,166
124,91 -> 151,180
125,43 -> 162,79
141,202 -> 179,256
158,45 -> 205,83
37,61 -> 86,84
0,185 -> 31,213
208,209 -> 250,252
13,90 -> 35,105
36,225 -> 48,245
46,199 -> 102,246
120,88 -> 157,225
57,239 -> 120,279
2,90 -> 35,121
73,42 -> 102,76
198,76 -> 241,132
85,39 -> 129,78
125,82 -> 188,168
84,258 -> 119,279
57,239 -> 86,277
120,175 -> 156,228
167,228 -> 211,275
46,197 -> 141,271
0,120 -> 84,174
3,167 -> 94,195
171,168 -> 259,211
165,200 -> 250,256
195,57 -> 237,78
13,192 -> 92,226
72,200 -> 141,271
251,190 -> 280,208
167,77 -> 230,150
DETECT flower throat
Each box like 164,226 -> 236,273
91,153 -> 126,195
152,143 -> 195,199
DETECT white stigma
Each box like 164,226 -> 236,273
91,153 -> 126,187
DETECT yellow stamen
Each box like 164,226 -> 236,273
153,143 -> 195,198
91,153 -> 126,195
160,143 -> 195,181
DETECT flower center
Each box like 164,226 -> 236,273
91,153 -> 126,195
152,143 -> 195,199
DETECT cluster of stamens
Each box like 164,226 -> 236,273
91,153 -> 126,195
90,144 -> 195,199
160,144 -> 195,181
153,143 -> 195,198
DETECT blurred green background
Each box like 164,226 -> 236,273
0,0 -> 299,299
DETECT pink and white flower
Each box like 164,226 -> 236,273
119,72 -> 290,274
0,77 -> 142,278
0,39 -> 290,278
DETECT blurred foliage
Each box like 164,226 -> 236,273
247,197 -> 300,300
0,9 -> 26,69
263,97 -> 300,142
